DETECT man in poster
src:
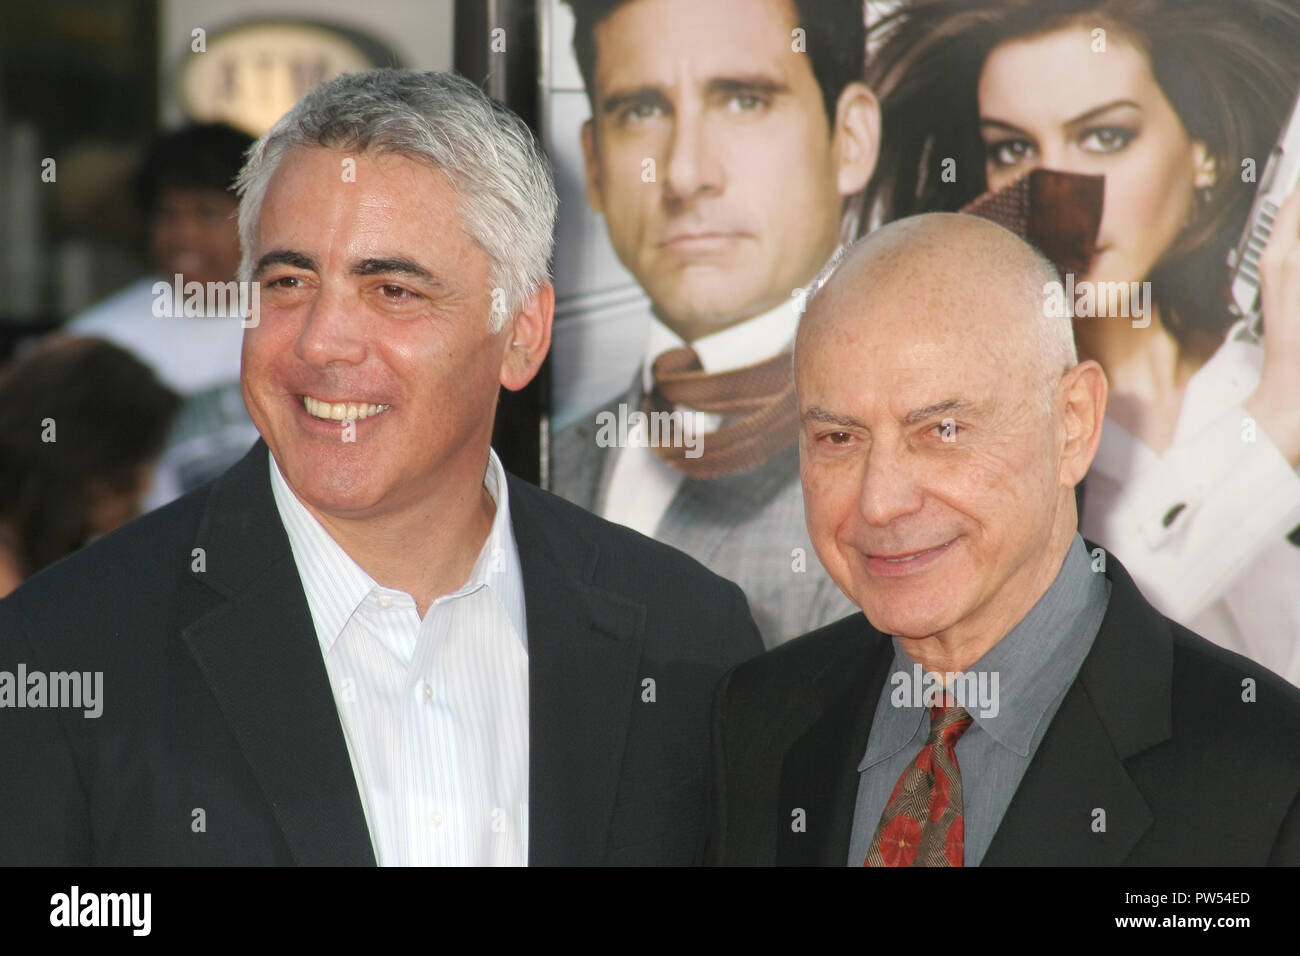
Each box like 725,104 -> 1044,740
552,0 -> 879,646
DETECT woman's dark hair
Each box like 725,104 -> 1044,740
860,0 -> 1300,345
0,337 -> 180,577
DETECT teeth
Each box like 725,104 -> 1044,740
301,396 -> 391,421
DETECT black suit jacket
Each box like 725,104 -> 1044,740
0,441 -> 763,865
708,550 -> 1300,865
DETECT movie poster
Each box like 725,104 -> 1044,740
542,0 -> 1300,671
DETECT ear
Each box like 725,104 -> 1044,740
499,280 -> 555,392
829,81 -> 881,197
580,119 -> 605,215
1057,359 -> 1107,488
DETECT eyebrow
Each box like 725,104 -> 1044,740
253,251 -> 444,288
600,74 -> 790,116
900,398 -> 979,426
981,98 -> 1142,136
803,405 -> 868,429
253,249 -> 316,278
351,257 -> 439,284
804,399 -> 983,430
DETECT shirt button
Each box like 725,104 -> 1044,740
429,810 -> 443,827
377,595 -> 393,609
422,682 -> 433,700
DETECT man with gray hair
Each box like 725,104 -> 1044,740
0,70 -> 762,866
707,213 -> 1300,866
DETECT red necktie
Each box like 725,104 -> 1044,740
864,705 -> 974,867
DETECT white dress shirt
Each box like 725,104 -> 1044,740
601,298 -> 803,535
1081,319 -> 1300,684
269,449 -> 529,866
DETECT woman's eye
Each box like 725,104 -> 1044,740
986,139 -> 1033,168
1080,126 -> 1136,154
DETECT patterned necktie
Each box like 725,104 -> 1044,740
864,705 -> 974,867
639,346 -> 798,479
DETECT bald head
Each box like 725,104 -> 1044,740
794,212 -> 1107,662
799,213 -> 1076,409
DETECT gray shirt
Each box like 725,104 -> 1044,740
847,534 -> 1111,866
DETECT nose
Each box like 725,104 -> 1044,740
662,101 -> 724,204
1033,140 -> 1089,177
293,283 -> 368,369
856,439 -> 926,528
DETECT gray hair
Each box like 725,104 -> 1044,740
235,69 -> 558,333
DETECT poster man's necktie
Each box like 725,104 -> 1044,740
640,346 -> 798,479
864,705 -> 974,867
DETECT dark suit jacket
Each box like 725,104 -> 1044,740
707,550 -> 1300,865
0,441 -> 763,865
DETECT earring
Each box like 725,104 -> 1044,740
1195,158 -> 1217,192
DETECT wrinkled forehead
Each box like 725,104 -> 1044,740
797,265 -> 1036,402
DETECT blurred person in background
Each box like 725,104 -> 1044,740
69,122 -> 259,507
0,336 -> 179,596
862,0 -> 1300,683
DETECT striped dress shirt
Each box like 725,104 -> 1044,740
268,450 -> 529,866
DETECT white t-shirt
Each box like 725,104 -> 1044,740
69,276 -> 259,507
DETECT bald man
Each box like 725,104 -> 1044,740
706,214 -> 1300,866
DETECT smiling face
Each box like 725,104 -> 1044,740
241,147 -> 522,522
580,0 -> 873,341
977,23 -> 1212,288
797,218 -> 1094,654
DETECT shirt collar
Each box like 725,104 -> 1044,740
860,533 -> 1109,769
641,295 -> 803,393
268,447 -> 527,655
958,534 -> 1107,753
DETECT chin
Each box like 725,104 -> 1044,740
297,476 -> 391,517
277,445 -> 389,513
652,277 -> 757,325
856,591 -> 962,641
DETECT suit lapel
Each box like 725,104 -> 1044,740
777,621 -> 894,865
552,396 -> 621,512
657,445 -> 799,566
181,441 -> 376,865
508,477 -> 648,865
770,550 -> 1172,867
981,553 -> 1171,865
978,685 -> 1154,865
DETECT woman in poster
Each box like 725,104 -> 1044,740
862,0 -> 1300,681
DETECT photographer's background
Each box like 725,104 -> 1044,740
0,0 -> 547,483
